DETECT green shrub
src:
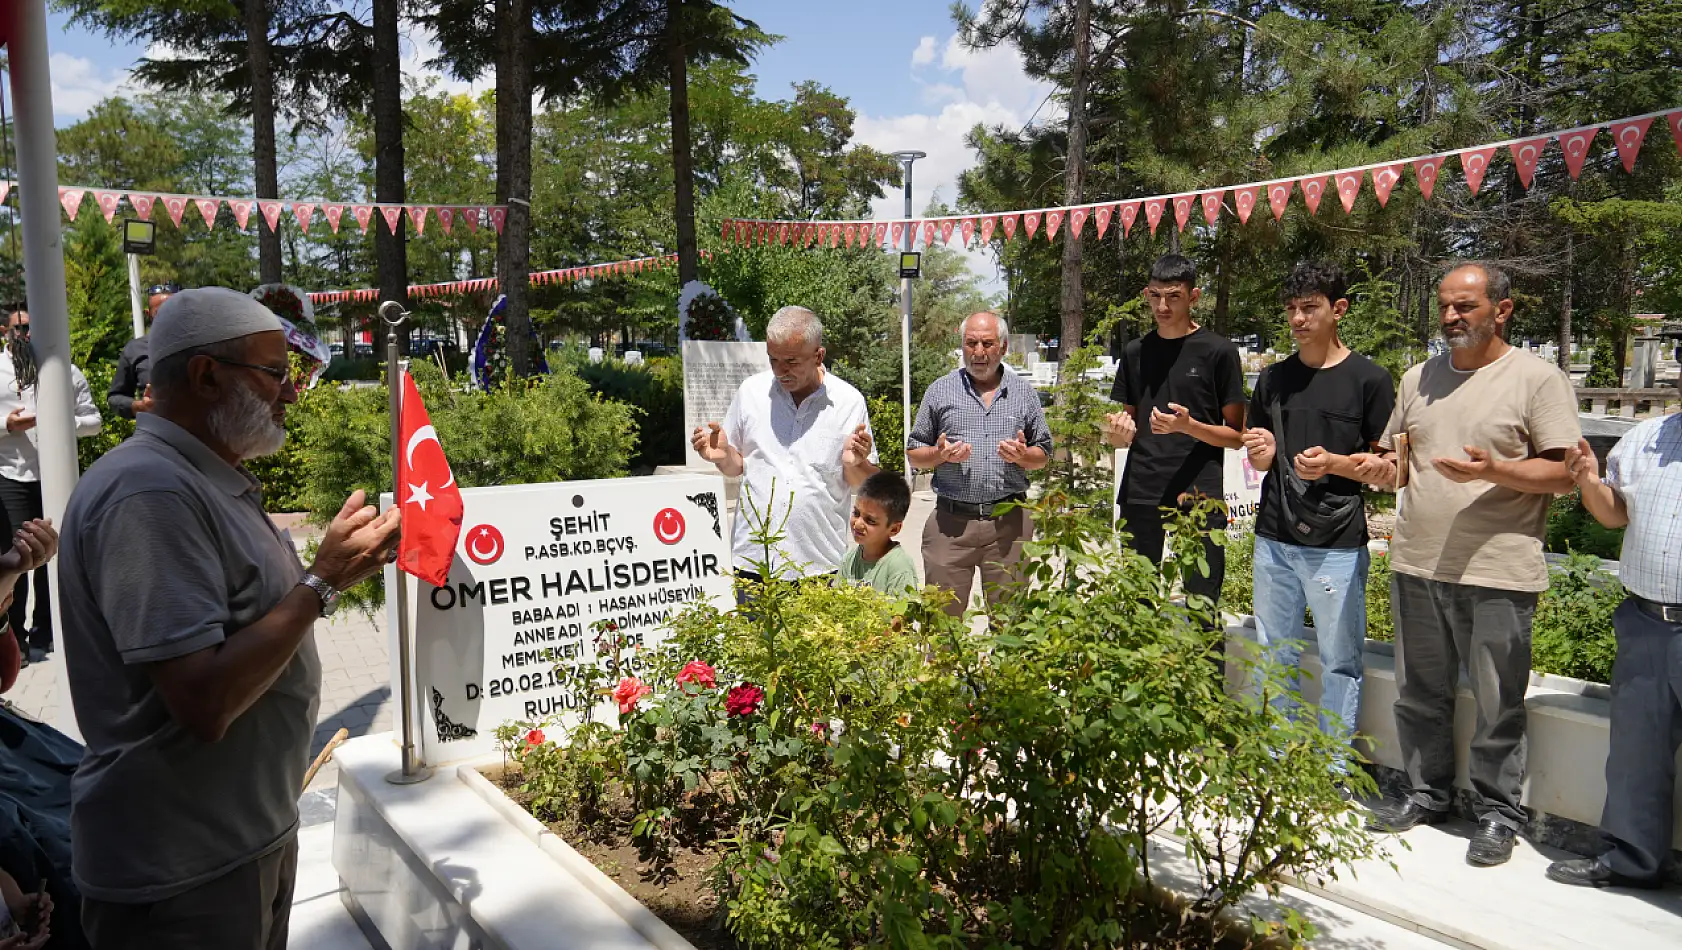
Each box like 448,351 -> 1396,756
1546,494 -> 1624,560
1221,528 -> 1255,616
1531,553 -> 1622,683
866,394 -> 908,474
573,356 -> 683,471
77,359 -> 132,474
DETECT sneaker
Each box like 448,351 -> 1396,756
1466,819 -> 1517,867
1366,798 -> 1448,833
1546,857 -> 1663,889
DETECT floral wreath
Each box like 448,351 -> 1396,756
677,281 -> 747,342
251,284 -> 330,388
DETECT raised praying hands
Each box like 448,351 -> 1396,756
998,429 -> 1033,467
841,423 -> 873,468
690,422 -> 732,464
933,433 -> 971,465
1149,402 -> 1193,436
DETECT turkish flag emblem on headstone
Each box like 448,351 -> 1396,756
1302,177 -> 1329,215
196,198 -> 219,229
1371,164 -> 1404,206
489,207 -> 507,234
1044,209 -> 1064,240
1559,129 -> 1596,180
1459,147 -> 1496,196
1268,181 -> 1293,221
164,195 -> 188,227
1070,206 -> 1088,239
1172,196 -> 1193,231
396,371 -> 464,588
1412,156 -> 1444,200
1120,202 -> 1139,236
131,193 -> 155,221
59,188 -> 84,221
232,200 -> 255,229
1335,172 -> 1362,213
95,191 -> 121,223
293,202 -> 316,232
436,207 -> 454,235
259,200 -> 285,232
352,205 -> 374,234
1095,204 -> 1113,238
1000,215 -> 1018,240
1144,199 -> 1164,235
1610,118 -> 1653,174
1023,212 -> 1041,239
1233,187 -> 1259,223
1507,139 -> 1547,189
1200,190 -> 1224,226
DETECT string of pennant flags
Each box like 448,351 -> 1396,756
721,107 -> 1682,250
305,252 -> 705,304
1,180 -> 509,238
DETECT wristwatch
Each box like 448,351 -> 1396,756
298,573 -> 342,617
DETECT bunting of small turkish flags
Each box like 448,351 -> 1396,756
1335,172 -> 1362,213
921,220 -> 938,246
1412,156 -> 1443,200
1120,202 -> 1139,236
960,217 -> 977,245
379,205 -> 403,235
1001,214 -> 1018,240
131,193 -> 154,220
1023,212 -> 1041,239
1094,204 -> 1112,238
410,206 -> 429,236
353,205 -> 374,234
1559,128 -> 1596,180
1669,111 -> 1682,156
233,200 -> 254,229
462,208 -> 479,234
979,216 -> 997,243
938,219 -> 956,245
1509,139 -> 1547,188
1069,206 -> 1087,239
323,204 -> 343,233
164,195 -> 187,227
1267,181 -> 1293,221
1171,196 -> 1193,232
260,200 -> 285,232
1301,176 -> 1329,215
437,207 -> 454,235
196,198 -> 219,229
59,188 -> 83,221
489,207 -> 507,235
1200,191 -> 1224,226
1460,147 -> 1496,196
890,221 -> 905,247
1044,209 -> 1064,240
874,223 -> 889,246
1233,186 -> 1258,223
1144,199 -> 1164,235
95,191 -> 120,223
1610,118 -> 1652,174
294,202 -> 316,232
1372,165 -> 1404,207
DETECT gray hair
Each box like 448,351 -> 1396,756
1446,262 -> 1513,305
766,306 -> 823,349
959,311 -> 1009,340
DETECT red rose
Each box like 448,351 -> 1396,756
524,728 -> 545,748
675,660 -> 717,690
725,683 -> 765,718
613,676 -> 652,715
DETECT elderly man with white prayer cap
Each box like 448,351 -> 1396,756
59,287 -> 403,949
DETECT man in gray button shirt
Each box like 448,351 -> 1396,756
59,288 -> 402,950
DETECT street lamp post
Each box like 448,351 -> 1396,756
892,150 -> 924,486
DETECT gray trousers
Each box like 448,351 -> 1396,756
82,836 -> 299,950
1391,573 -> 1537,829
1599,597 -> 1682,880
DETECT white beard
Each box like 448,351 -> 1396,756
207,380 -> 286,460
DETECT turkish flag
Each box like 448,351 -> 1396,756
397,371 -> 463,587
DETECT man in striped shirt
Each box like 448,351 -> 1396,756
1546,410 -> 1682,889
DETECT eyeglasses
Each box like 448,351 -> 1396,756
212,357 -> 296,387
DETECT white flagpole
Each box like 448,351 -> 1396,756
381,301 -> 432,785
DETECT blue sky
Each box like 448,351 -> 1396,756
39,2 -> 1051,285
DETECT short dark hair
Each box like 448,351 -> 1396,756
1281,261 -> 1348,306
149,338 -> 248,398
1446,262 -> 1512,305
1148,254 -> 1197,290
858,471 -> 911,524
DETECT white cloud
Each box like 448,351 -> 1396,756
49,53 -> 134,120
856,33 -> 1053,293
402,25 -> 494,100
910,36 -> 938,67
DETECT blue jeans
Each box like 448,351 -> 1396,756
1252,536 -> 1369,743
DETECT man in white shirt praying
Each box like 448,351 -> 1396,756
690,306 -> 878,593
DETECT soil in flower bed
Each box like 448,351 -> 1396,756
488,765 -> 1284,950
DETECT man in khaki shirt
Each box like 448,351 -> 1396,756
1363,264 -> 1579,868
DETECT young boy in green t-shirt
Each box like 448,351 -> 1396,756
837,472 -> 919,595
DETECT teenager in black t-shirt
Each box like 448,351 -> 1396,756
1238,261 -> 1395,753
1104,254 -> 1246,606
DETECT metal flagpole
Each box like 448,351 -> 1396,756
9,0 -> 85,740
382,300 -> 432,785
892,150 -> 924,486
127,254 -> 145,339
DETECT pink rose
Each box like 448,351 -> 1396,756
725,683 -> 765,718
675,660 -> 717,690
614,677 -> 652,715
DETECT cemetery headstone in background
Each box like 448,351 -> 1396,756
681,340 -> 770,468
